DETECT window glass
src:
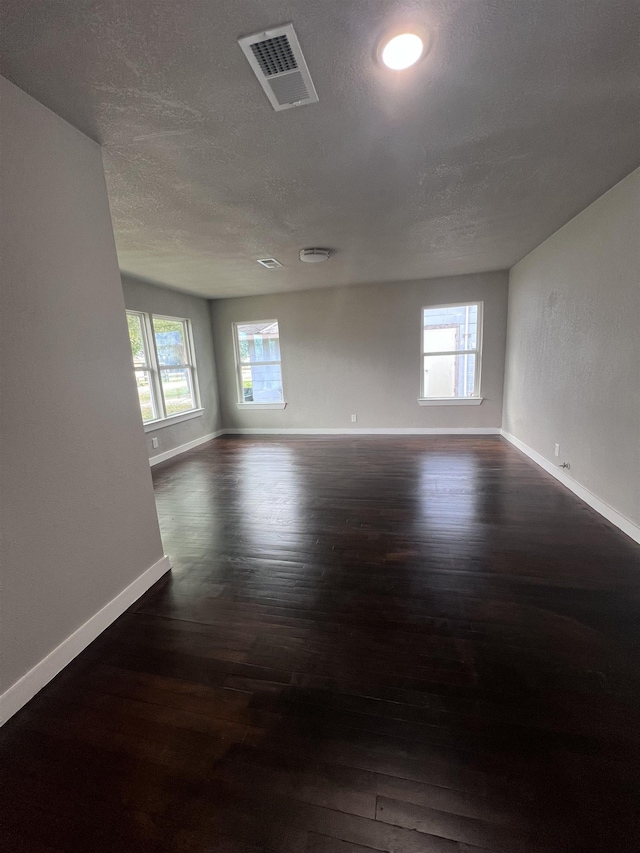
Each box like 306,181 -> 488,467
160,367 -> 195,415
236,321 -> 283,403
134,370 -> 157,421
153,318 -> 189,366
127,313 -> 148,366
423,354 -> 477,398
421,304 -> 481,399
127,312 -> 157,422
153,317 -> 197,413
126,311 -> 200,424
423,304 -> 478,353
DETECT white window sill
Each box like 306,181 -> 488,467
144,408 -> 204,432
418,397 -> 483,406
236,402 -> 287,410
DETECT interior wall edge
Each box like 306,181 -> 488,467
0,555 -> 171,727
222,427 -> 502,435
149,430 -> 226,466
501,430 -> 640,545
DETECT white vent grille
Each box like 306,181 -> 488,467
250,35 -> 297,76
239,24 -> 319,112
269,73 -> 310,106
257,258 -> 283,269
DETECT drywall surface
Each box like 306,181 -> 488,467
121,275 -> 221,459
211,272 -> 508,430
0,78 -> 164,694
503,167 -> 640,527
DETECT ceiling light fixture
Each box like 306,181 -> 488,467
299,248 -> 330,263
381,33 -> 424,70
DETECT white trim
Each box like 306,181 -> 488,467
418,397 -> 483,406
144,408 -> 204,432
149,430 -> 224,466
236,402 -> 287,410
501,430 -> 640,545
0,555 -> 171,726
224,427 -> 501,435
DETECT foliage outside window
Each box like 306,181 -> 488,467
126,311 -> 200,423
421,303 -> 483,399
233,320 -> 283,404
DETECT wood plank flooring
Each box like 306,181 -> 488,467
2,435 -> 640,852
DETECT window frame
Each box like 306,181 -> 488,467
418,301 -> 484,406
152,313 -> 201,417
126,310 -> 203,430
232,319 -> 287,410
126,310 -> 161,424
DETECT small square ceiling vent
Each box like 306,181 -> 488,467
257,258 -> 283,269
238,24 -> 319,112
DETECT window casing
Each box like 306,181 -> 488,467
126,311 -> 200,426
233,320 -> 285,407
419,302 -> 483,402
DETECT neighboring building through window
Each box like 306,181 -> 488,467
234,320 -> 284,404
126,311 -> 200,424
420,303 -> 483,400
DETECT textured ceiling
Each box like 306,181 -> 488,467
1,1 -> 639,298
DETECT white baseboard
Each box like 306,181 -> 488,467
0,555 -> 171,726
501,429 -> 640,544
223,427 -> 502,436
149,430 -> 224,466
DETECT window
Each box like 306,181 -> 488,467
126,311 -> 200,427
233,320 -> 285,407
127,311 -> 159,423
152,316 -> 198,416
419,302 -> 483,403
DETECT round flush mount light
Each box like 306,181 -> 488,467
380,32 -> 424,70
299,248 -> 331,263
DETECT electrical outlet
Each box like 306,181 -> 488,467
351,414 -> 357,423
152,437 -> 159,449
554,443 -> 560,458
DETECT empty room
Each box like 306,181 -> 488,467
1,1 -> 639,851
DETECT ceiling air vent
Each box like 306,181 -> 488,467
257,258 -> 283,269
238,24 -> 319,112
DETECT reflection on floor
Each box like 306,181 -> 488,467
2,435 -> 640,852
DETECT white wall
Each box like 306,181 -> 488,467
503,167 -> 640,528
211,272 -> 508,432
121,275 -> 222,459
0,78 -> 166,715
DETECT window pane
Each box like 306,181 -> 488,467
135,370 -> 157,421
153,318 -> 188,366
423,353 -> 476,398
237,321 -> 280,363
242,363 -> 283,403
423,305 -> 478,353
160,368 -> 196,415
240,365 -> 253,401
127,314 -> 148,366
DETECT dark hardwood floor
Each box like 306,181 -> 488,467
2,435 -> 640,852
